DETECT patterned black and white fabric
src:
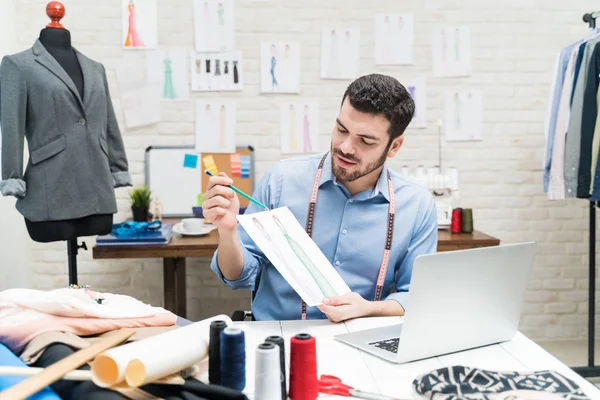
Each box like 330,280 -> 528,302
412,366 -> 590,400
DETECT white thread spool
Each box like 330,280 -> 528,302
254,342 -> 282,400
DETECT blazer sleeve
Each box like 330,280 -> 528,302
0,56 -> 27,198
101,64 -> 131,188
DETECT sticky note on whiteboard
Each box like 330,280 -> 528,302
183,153 -> 198,169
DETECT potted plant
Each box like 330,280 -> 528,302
129,186 -> 152,222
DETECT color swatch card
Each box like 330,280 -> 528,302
191,51 -> 243,92
237,206 -> 351,306
240,155 -> 251,178
203,155 -> 219,175
230,154 -> 241,177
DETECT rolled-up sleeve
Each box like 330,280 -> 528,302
210,166 -> 280,290
0,56 -> 27,198
385,193 -> 438,312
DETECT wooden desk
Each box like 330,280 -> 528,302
92,221 -> 500,318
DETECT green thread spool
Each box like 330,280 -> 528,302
461,208 -> 473,233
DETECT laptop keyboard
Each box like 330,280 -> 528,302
368,337 -> 400,353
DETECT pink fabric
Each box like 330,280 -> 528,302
0,302 -> 177,355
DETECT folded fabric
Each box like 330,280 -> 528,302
0,343 -> 61,400
412,365 -> 589,400
0,301 -> 177,355
0,287 -> 166,319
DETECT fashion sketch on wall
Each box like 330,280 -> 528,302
194,0 -> 235,52
280,102 -> 319,154
433,26 -> 472,77
237,207 -> 351,306
444,90 -> 483,141
320,28 -> 360,80
402,77 -> 426,128
195,101 -> 236,154
122,0 -> 158,49
190,51 -> 243,91
146,49 -> 189,101
260,42 -> 301,94
375,14 -> 414,65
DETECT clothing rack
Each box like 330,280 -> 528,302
572,12 -> 600,378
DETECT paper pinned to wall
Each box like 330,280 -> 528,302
146,49 -> 189,101
403,77 -> 427,129
237,207 -> 351,306
432,26 -> 472,77
116,61 -> 161,129
320,28 -> 360,80
375,14 -> 414,65
190,51 -> 243,92
194,0 -> 235,52
202,155 -> 219,175
260,42 -> 301,94
280,102 -> 319,154
195,101 -> 236,154
122,0 -> 158,49
444,90 -> 483,141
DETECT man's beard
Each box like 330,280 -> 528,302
331,143 -> 390,183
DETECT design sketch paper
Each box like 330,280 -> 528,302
190,51 -> 243,91
260,42 -> 301,94
444,90 -> 483,141
280,102 -> 319,154
194,0 -> 235,52
237,207 -> 351,306
122,0 -> 158,49
375,14 -> 413,65
321,28 -> 360,80
116,61 -> 161,129
403,77 -> 426,129
433,26 -> 472,77
146,49 -> 189,101
195,101 -> 236,153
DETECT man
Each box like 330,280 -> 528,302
205,74 -> 438,322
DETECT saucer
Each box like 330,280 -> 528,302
173,223 -> 215,236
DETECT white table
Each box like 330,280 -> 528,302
229,316 -> 600,399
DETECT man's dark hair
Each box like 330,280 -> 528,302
341,74 -> 415,141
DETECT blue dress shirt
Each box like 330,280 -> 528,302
210,153 -> 438,320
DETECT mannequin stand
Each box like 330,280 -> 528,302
67,239 -> 87,285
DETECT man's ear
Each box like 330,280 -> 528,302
387,136 -> 404,158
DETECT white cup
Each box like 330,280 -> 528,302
181,218 -> 205,233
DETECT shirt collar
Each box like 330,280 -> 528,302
318,152 -> 391,202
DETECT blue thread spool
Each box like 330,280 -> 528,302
220,327 -> 246,390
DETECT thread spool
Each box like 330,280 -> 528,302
451,208 -> 462,233
220,327 -> 246,391
461,208 -> 473,233
265,335 -> 287,400
289,333 -> 318,400
209,320 -> 227,384
255,342 -> 282,400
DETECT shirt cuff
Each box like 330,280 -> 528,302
0,178 -> 26,198
385,292 -> 409,314
112,171 -> 132,188
210,246 -> 260,290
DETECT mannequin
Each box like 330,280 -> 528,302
0,2 -> 131,284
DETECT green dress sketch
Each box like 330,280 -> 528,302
272,215 -> 338,298
162,58 -> 176,99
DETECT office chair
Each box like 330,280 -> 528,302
231,270 -> 261,321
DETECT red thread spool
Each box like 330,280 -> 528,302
289,333 -> 318,400
451,208 -> 462,233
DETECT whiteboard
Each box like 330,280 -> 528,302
145,146 -> 202,217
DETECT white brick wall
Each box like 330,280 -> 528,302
4,0 -> 600,340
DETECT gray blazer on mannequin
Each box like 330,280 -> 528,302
0,39 -> 131,222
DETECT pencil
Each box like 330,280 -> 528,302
205,170 -> 270,210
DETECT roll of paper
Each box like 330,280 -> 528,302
91,314 -> 232,388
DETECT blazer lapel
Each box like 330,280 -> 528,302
74,49 -> 97,110
32,39 -> 84,111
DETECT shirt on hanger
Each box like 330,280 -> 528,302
210,153 -> 438,321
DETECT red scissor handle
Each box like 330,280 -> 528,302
318,374 -> 354,396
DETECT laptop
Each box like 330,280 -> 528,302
334,242 -> 536,363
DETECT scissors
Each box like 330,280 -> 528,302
318,374 -> 403,400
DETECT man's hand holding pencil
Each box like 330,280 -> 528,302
203,172 -> 241,232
